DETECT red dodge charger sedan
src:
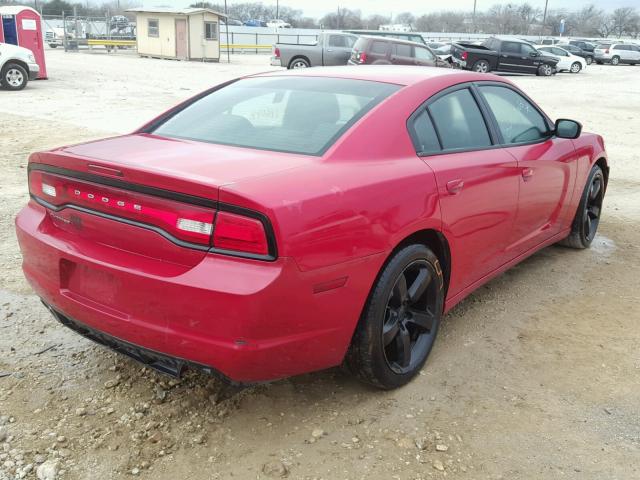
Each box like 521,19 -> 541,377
16,66 -> 608,389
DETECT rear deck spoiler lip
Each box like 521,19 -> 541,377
28,163 -> 279,262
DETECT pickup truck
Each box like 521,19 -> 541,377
451,37 -> 559,76
271,32 -> 358,69
0,42 -> 40,90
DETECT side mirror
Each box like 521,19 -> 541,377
555,119 -> 582,139
530,50 -> 539,57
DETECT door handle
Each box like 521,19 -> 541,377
446,179 -> 464,195
326,49 -> 333,52
522,168 -> 534,181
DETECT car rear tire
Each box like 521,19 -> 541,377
585,56 -> 593,65
537,64 -> 553,76
611,56 -> 620,65
288,57 -> 310,69
570,62 -> 582,73
472,60 -> 490,73
1,63 -> 28,91
559,165 -> 605,249
345,244 -> 444,389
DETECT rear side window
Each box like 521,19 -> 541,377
502,42 -> 521,53
329,35 -> 352,48
427,89 -> 491,150
370,41 -> 388,54
411,110 -> 440,154
479,85 -> 549,144
393,43 -> 412,57
152,77 -> 400,155
613,45 -> 625,50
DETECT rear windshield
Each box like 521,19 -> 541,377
152,77 -> 400,155
353,37 -> 368,51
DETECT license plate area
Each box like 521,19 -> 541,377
60,259 -> 125,317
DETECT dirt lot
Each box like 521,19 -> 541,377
1,50 -> 639,480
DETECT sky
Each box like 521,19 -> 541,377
144,0 -> 639,18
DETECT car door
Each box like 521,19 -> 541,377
324,34 -> 356,65
550,46 -> 571,70
413,45 -> 437,66
630,45 -> 640,62
476,83 -> 579,255
409,86 -> 521,297
497,41 -> 523,72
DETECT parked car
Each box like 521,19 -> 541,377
540,38 -> 560,45
568,39 -> 596,53
594,43 -> 640,65
266,19 -> 291,28
0,42 -> 40,90
243,19 -> 267,27
451,37 -> 558,75
343,29 -> 426,45
16,66 -> 608,389
348,36 -> 450,68
271,32 -> 358,68
556,43 -> 594,65
536,45 -> 586,73
221,18 -> 243,26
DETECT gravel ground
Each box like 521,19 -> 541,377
0,49 -> 639,480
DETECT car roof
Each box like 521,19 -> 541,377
251,65 -> 505,87
357,35 -> 428,47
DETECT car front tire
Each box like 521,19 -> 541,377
537,64 -> 553,76
560,165 -> 605,249
570,62 -> 582,73
345,244 -> 444,389
611,56 -> 620,65
1,63 -> 28,91
585,56 -> 593,65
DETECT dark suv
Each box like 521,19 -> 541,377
348,36 -> 450,68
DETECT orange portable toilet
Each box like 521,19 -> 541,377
0,6 -> 48,79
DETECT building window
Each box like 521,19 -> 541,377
148,19 -> 159,37
205,21 -> 218,41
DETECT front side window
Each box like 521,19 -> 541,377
148,19 -> 159,38
152,77 -> 400,155
427,88 -> 491,150
479,85 -> 549,144
204,21 -> 218,41
520,44 -> 536,56
552,47 -> 568,56
414,46 -> 435,61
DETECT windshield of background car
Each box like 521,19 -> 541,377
152,77 -> 401,155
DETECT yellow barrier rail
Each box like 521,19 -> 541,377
87,39 -> 137,47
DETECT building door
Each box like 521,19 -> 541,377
175,18 -> 188,60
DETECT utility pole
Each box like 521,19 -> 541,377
336,6 -> 340,30
472,0 -> 477,33
542,0 -> 549,34
276,0 -> 279,20
224,0 -> 230,63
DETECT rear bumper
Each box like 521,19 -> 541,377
16,201 -> 373,382
270,56 -> 282,67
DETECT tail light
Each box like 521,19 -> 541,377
29,169 -> 274,258
356,51 -> 367,63
605,48 -> 609,54
461,51 -> 468,61
274,47 -> 280,58
213,211 -> 269,256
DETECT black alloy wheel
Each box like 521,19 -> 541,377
382,260 -> 439,374
583,172 -> 604,243
560,165 -> 605,249
346,244 -> 444,389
